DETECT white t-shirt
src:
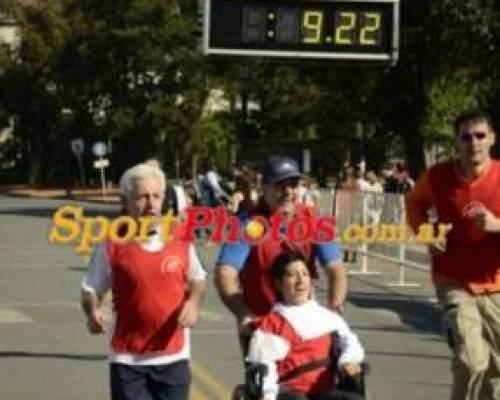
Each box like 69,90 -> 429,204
82,234 -> 206,365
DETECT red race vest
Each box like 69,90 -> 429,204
240,202 -> 319,315
107,240 -> 189,355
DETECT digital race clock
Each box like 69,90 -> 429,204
203,0 -> 399,62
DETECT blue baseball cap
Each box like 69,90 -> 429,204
262,156 -> 303,184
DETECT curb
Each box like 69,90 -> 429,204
0,186 -> 120,205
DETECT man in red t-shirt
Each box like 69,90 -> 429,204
406,111 -> 500,400
81,163 -> 206,400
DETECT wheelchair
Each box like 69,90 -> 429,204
231,361 -> 370,400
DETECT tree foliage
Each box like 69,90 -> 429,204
0,0 -> 208,184
1,0 -> 500,184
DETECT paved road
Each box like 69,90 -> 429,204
0,195 -> 451,399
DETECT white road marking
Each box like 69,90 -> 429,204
0,308 -> 33,324
0,301 -> 80,308
0,302 -> 227,322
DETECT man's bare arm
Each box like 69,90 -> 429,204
214,264 -> 255,333
179,280 -> 206,328
326,260 -> 347,313
81,290 -> 106,334
188,279 -> 206,307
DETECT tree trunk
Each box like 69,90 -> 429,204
403,128 -> 427,179
28,131 -> 45,186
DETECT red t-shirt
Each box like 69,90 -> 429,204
406,160 -> 500,293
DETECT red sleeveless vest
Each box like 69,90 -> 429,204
106,240 -> 189,355
240,203 -> 318,315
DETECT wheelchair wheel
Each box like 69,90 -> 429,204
231,384 -> 248,400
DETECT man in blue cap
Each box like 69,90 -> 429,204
214,155 -> 346,355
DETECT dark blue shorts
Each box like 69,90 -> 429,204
110,360 -> 191,400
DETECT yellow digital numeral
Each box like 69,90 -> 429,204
302,11 -> 323,44
335,11 -> 356,45
360,12 -> 381,45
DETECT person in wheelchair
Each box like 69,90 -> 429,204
243,251 -> 365,400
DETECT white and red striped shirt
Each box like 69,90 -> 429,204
247,300 -> 364,400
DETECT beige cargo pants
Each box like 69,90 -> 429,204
436,283 -> 500,400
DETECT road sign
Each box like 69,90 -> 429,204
303,149 -> 311,174
93,156 -> 110,199
203,0 -> 399,63
91,141 -> 107,158
70,138 -> 84,156
70,138 -> 87,187
93,158 -> 110,169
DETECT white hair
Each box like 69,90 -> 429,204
119,163 -> 166,197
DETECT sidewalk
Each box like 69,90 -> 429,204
0,185 -> 120,204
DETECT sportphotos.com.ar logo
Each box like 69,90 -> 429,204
48,205 -> 451,254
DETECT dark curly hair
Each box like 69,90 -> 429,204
271,251 -> 310,283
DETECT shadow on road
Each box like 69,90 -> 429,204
0,351 -> 106,361
351,324 -> 415,334
348,291 -> 442,335
366,349 -> 450,361
68,266 -> 88,272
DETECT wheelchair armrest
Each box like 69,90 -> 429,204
336,362 -> 369,397
245,363 -> 269,400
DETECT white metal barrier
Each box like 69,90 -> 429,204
317,188 -> 430,287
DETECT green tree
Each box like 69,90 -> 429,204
378,0 -> 498,176
0,1 -> 70,185
0,0 -> 214,184
58,0 -> 208,179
